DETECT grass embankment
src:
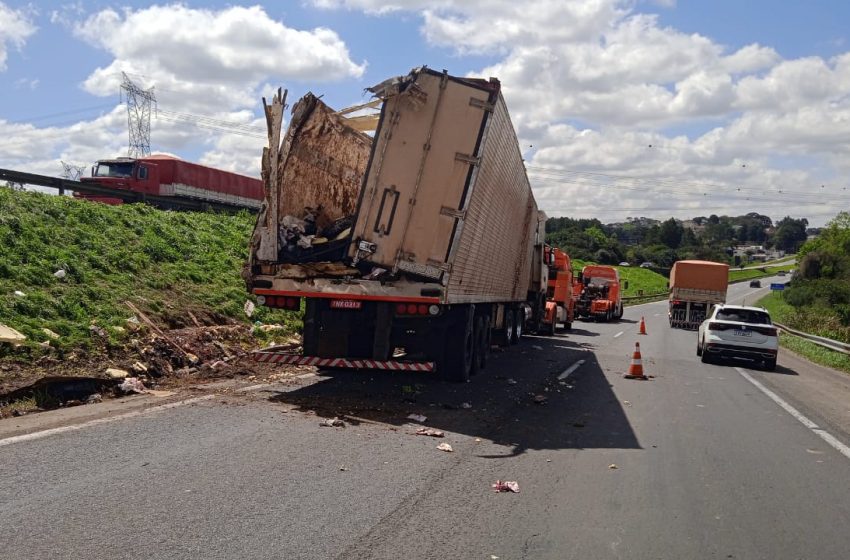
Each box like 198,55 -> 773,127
0,189 -> 298,359
572,260 -> 669,304
728,265 -> 792,283
757,292 -> 850,374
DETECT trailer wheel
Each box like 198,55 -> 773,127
472,315 -> 488,374
442,309 -> 474,382
544,319 -> 556,336
511,308 -> 522,345
498,308 -> 514,347
615,304 -> 623,320
564,322 -> 572,331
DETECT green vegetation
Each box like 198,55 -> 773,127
0,188 -> 298,358
728,265 -> 792,283
546,214 -> 809,269
758,291 -> 850,373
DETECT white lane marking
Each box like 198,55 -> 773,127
558,359 -> 586,380
735,367 -> 850,460
614,331 -> 624,338
0,377 -> 306,448
0,395 -> 216,448
653,313 -> 660,317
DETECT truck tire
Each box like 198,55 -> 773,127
473,314 -> 489,373
545,319 -> 556,336
442,309 -> 474,382
511,308 -> 522,345
615,304 -> 623,320
498,308 -> 514,347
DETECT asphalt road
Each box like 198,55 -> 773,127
3,276 -> 850,560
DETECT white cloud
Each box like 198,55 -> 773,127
316,0 -> 850,225
0,2 -> 36,71
74,4 -> 365,113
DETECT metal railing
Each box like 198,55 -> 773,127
774,322 -> 850,356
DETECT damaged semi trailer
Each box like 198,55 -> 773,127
245,68 -> 552,382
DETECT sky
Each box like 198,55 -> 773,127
1,1 -> 849,226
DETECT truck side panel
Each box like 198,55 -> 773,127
446,93 -> 538,303
352,71 -> 490,280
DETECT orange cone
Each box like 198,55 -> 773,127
638,316 -> 647,335
624,342 -> 647,380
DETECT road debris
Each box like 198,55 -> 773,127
243,300 -> 256,318
118,377 -> 147,395
623,400 -> 631,406
532,345 -> 543,350
507,378 -> 517,385
533,394 -> 548,405
320,417 -> 346,427
407,413 -> 427,423
86,393 -> 103,404
13,290 -> 26,297
608,464 -> 618,470
415,427 -> 445,438
491,480 -> 520,493
106,368 -> 129,379
436,443 -> 454,452
53,269 -> 66,279
460,402 -> 472,409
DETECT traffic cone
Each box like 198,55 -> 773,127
638,316 -> 647,335
624,342 -> 647,380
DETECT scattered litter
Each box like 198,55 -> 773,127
86,393 -> 103,404
53,269 -> 66,279
507,378 -> 517,385
118,377 -> 147,394
106,368 -> 129,379
533,394 -> 548,405
13,290 -> 26,297
125,316 -> 141,331
365,267 -> 387,280
244,300 -> 256,318
491,480 -> 520,493
339,466 -> 348,471
437,443 -> 454,452
532,345 -> 543,350
475,438 -> 482,442
608,464 -> 618,470
320,417 -> 346,428
572,421 -> 586,428
88,324 -> 107,338
623,400 -> 631,406
415,427 -> 445,438
460,402 -> 472,409
131,361 -> 148,374
407,413 -> 427,423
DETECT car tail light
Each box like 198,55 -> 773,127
751,326 -> 777,336
708,322 -> 730,331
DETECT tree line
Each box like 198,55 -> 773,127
545,213 -> 811,268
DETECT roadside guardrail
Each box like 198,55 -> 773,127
774,322 -> 850,356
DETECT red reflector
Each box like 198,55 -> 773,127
266,296 -> 278,307
417,304 -> 428,315
330,299 -> 362,310
407,303 -> 418,314
396,303 -> 407,314
285,298 -> 297,308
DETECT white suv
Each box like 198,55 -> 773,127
697,304 -> 778,370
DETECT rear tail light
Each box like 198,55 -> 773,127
396,302 -> 438,316
708,322 -> 730,331
752,326 -> 777,336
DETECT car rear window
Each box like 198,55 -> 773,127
716,309 -> 772,324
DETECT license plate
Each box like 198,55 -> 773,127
734,330 -> 752,337
330,299 -> 362,310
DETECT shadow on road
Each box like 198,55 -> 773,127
267,335 -> 640,456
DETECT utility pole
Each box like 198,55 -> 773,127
59,161 -> 86,195
120,72 -> 156,158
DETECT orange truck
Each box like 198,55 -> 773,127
541,246 -> 574,334
574,265 -> 624,321
668,260 -> 729,328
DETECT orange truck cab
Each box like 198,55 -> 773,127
575,265 -> 624,321
541,246 -> 574,334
